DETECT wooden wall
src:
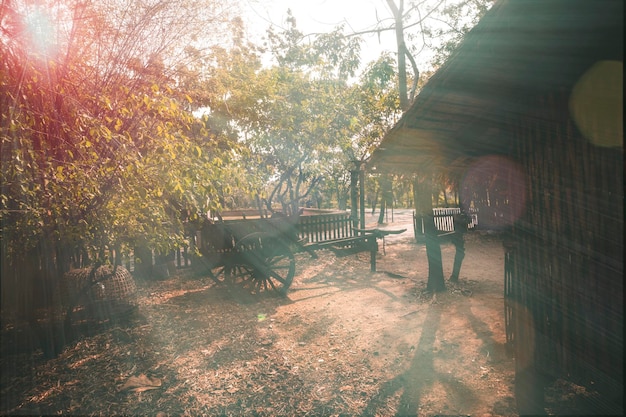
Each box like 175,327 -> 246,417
506,90 -> 623,413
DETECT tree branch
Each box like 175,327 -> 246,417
404,48 -> 419,103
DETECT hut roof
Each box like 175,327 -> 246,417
369,0 -> 623,173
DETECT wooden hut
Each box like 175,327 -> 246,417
369,0 -> 623,414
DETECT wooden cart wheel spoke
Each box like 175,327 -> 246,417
210,264 -> 231,284
266,278 -> 278,291
266,269 -> 287,284
251,276 -> 263,294
234,232 -> 296,295
232,264 -> 254,283
262,252 -> 294,294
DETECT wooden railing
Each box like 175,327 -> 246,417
413,207 -> 478,240
296,212 -> 355,244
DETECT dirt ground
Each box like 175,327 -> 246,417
2,209 -> 521,416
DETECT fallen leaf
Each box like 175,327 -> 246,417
119,374 -> 162,392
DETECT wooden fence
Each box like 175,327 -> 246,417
413,207 -> 478,240
126,209 -> 481,274
296,212 -> 355,243
122,211 -> 357,275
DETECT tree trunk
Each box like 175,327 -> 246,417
350,169 -> 359,229
449,212 -> 469,282
414,175 -> 445,292
359,166 -> 366,230
413,176 -> 429,237
424,213 -> 446,292
377,175 -> 392,224
449,233 -> 465,282
378,198 -> 387,224
371,189 -> 379,214
386,0 -> 409,111
255,194 -> 266,218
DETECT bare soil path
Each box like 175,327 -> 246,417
2,209 -> 519,416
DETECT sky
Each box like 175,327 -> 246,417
241,0 -> 400,67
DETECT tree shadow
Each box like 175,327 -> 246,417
361,302 -> 480,416
298,266 -> 403,302
454,299 -> 508,362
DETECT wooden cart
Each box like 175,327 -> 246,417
191,214 -> 405,296
191,216 -> 298,296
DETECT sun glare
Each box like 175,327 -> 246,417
21,5 -> 59,59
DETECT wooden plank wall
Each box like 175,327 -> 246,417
507,91 -> 623,409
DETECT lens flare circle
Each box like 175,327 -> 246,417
569,60 -> 623,148
460,155 -> 526,229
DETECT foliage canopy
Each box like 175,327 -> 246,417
1,0 -> 491,311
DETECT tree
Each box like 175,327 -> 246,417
229,13 -> 364,216
369,0 -> 495,106
375,0 -> 494,292
385,0 -> 414,111
1,0 -> 239,324
338,55 -> 402,223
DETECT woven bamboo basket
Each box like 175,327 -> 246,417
62,265 -> 138,320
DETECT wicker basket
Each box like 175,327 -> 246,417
62,265 -> 138,320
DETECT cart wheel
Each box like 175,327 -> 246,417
193,253 -> 230,285
232,233 -> 295,296
208,263 -> 231,285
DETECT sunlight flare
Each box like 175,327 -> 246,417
22,6 -> 58,59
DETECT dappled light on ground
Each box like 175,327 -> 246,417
2,220 -> 594,415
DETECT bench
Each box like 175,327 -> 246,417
296,213 -> 405,271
